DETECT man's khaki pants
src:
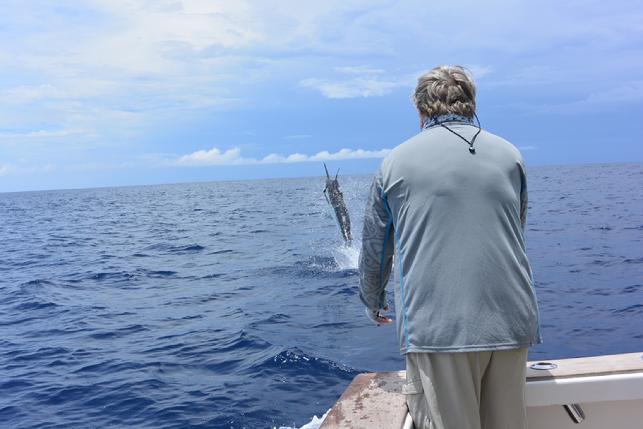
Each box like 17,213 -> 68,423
404,348 -> 528,429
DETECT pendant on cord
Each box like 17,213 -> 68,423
439,113 -> 483,155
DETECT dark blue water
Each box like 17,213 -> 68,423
1,162 -> 642,429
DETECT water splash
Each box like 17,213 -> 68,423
275,409 -> 330,429
331,243 -> 360,270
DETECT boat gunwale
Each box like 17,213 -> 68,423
319,352 -> 643,429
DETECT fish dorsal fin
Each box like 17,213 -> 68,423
323,162 -> 330,179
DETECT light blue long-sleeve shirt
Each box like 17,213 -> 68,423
359,118 -> 542,354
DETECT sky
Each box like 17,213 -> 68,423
1,0 -> 642,192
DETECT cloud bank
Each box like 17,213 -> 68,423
176,147 -> 391,166
299,64 -> 493,99
1,0 -> 642,191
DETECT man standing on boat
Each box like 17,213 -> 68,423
359,65 -> 541,429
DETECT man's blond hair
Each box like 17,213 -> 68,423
413,65 -> 476,119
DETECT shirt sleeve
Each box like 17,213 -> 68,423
519,158 -> 528,231
359,171 -> 395,312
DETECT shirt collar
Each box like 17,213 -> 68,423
423,113 -> 474,130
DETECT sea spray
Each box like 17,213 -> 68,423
275,409 -> 330,429
331,242 -> 360,270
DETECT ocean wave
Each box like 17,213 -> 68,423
19,279 -> 56,287
13,301 -> 59,311
144,270 -> 178,277
209,249 -> 235,255
249,347 -> 357,379
200,273 -> 223,279
261,255 -> 359,280
88,324 -> 149,341
143,243 -> 206,254
73,358 -> 145,375
620,285 -> 641,294
175,244 -> 206,253
612,304 -> 643,315
217,330 -> 272,354
88,271 -> 136,282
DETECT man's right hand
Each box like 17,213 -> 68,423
365,305 -> 393,326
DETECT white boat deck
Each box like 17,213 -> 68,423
319,352 -> 643,429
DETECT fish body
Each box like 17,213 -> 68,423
323,163 -> 352,245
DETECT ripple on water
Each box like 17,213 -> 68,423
13,301 -> 59,311
620,285 -> 641,294
88,324 -> 149,341
209,249 -> 235,255
19,279 -> 57,288
143,242 -> 206,254
612,304 -> 643,315
246,347 -> 358,383
248,313 -> 291,328
88,271 -> 136,282
144,269 -> 178,277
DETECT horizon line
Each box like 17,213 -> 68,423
1,159 -> 641,195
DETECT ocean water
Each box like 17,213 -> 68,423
0,162 -> 642,429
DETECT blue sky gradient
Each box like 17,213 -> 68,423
1,0 -> 642,192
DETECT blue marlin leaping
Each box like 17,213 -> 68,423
323,163 -> 352,245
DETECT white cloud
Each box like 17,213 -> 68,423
176,146 -> 391,166
83,1 -> 264,73
3,1 -> 640,114
334,65 -> 385,75
583,81 -> 643,105
466,65 -> 493,80
514,80 -> 643,115
0,163 -> 58,177
176,147 -> 247,166
309,148 -> 391,161
283,134 -> 313,140
0,129 -> 87,139
0,84 -> 63,103
300,64 -> 415,99
300,76 -> 405,98
301,62 -> 499,99
284,153 -> 309,162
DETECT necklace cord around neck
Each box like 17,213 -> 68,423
439,113 -> 482,153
